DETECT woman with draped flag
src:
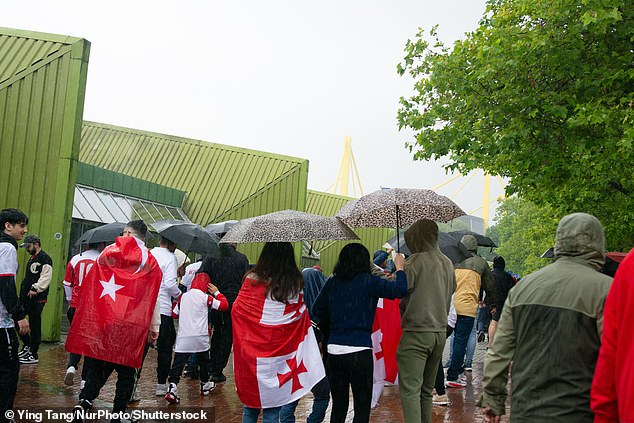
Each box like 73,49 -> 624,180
232,242 -> 325,423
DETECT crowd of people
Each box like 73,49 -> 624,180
0,207 -> 632,423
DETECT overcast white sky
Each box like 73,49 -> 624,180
4,0 -> 505,219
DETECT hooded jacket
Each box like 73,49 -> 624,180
401,219 -> 456,332
481,213 -> 612,422
453,234 -> 497,317
172,272 -> 228,353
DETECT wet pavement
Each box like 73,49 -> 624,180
12,334 -> 509,422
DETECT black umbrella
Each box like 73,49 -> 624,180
447,230 -> 497,248
75,222 -> 127,246
205,220 -> 238,237
541,247 -> 554,259
386,232 -> 472,264
151,220 -> 220,256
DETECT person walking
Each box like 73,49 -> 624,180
280,267 -> 330,423
67,220 -> 162,423
232,242 -> 325,423
198,242 -> 249,384
312,243 -> 407,423
591,247 -> 634,422
150,236 -> 181,396
397,219 -> 456,422
446,234 -> 496,388
0,208 -> 30,423
480,213 -> 612,422
164,272 -> 228,403
17,234 -> 52,365
488,256 -> 515,345
63,242 -> 105,387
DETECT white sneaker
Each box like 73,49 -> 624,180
64,366 -> 76,386
200,381 -> 216,395
432,393 -> 449,405
155,383 -> 168,396
164,383 -> 179,404
80,380 -> 86,390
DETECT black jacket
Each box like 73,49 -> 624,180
20,250 -> 53,302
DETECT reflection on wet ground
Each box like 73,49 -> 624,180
13,337 -> 509,422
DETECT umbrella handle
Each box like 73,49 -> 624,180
396,205 -> 401,253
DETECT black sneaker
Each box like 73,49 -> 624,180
17,345 -> 30,358
72,399 -> 92,423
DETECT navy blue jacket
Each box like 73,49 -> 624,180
312,270 -> 407,348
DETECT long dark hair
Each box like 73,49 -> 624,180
251,242 -> 303,303
333,243 -> 371,281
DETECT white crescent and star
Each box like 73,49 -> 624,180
99,274 -> 124,301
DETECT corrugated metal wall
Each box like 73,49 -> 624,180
80,122 -> 309,263
306,190 -> 393,275
0,28 -> 90,341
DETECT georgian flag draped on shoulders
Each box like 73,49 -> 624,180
65,236 -> 162,368
232,276 -> 325,408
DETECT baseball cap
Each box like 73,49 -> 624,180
20,234 -> 40,247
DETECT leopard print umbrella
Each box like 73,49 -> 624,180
335,188 -> 465,228
219,210 -> 360,243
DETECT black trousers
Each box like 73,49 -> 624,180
209,308 -> 233,378
80,357 -> 136,413
434,326 -> 454,395
156,315 -> 176,384
168,350 -> 210,384
19,300 -> 44,356
66,307 -> 90,380
0,328 -> 19,423
326,349 -> 373,423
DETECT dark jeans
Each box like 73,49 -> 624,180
434,326 -> 454,395
168,351 -> 210,384
447,315 -> 475,381
0,328 -> 19,423
477,305 -> 491,332
279,377 -> 330,423
19,300 -> 44,356
66,307 -> 89,380
80,357 -> 136,413
327,349 -> 373,423
209,308 -> 233,378
157,315 -> 176,384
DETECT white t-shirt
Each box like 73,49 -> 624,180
0,242 -> 18,328
151,247 -> 181,316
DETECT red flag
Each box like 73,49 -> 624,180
375,297 -> 402,384
65,236 -> 162,368
232,277 -> 325,408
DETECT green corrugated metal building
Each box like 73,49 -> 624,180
306,190 -> 393,275
79,121 -> 309,262
0,27 -> 90,341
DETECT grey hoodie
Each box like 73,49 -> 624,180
401,219 -> 456,332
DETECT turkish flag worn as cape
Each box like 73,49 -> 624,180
232,276 -> 325,408
65,236 -> 162,368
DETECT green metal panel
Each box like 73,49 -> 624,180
76,162 -> 186,207
80,122 -> 309,264
306,190 -> 393,275
0,27 -> 90,341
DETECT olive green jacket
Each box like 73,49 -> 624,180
481,213 -> 612,422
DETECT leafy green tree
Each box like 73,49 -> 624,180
487,197 -> 559,277
398,0 -> 634,250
